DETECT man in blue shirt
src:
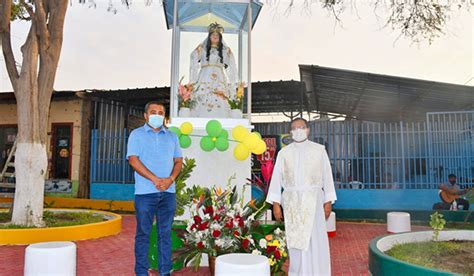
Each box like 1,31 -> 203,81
127,101 -> 183,276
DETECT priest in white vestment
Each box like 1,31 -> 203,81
266,118 -> 337,276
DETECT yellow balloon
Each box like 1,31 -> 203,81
234,144 -> 250,161
232,126 -> 249,142
180,122 -> 193,135
252,140 -> 267,155
243,133 -> 260,150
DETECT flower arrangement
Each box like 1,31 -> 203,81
178,77 -> 197,109
252,228 -> 288,275
213,82 -> 245,110
174,177 -> 269,271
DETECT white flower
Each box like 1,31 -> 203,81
274,228 -> 282,235
204,214 -> 211,220
259,239 -> 267,248
215,238 -> 225,247
211,222 -> 220,230
252,249 -> 262,255
249,238 -> 255,245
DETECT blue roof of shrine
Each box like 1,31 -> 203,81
163,0 -> 263,33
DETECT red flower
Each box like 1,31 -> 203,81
204,206 -> 214,215
213,215 -> 220,221
266,246 -> 277,254
242,239 -> 250,249
233,230 -> 240,237
197,242 -> 204,249
225,219 -> 233,229
198,221 -> 209,231
194,216 -> 202,224
238,219 -> 244,227
190,223 -> 197,230
274,250 -> 281,260
212,230 -> 221,238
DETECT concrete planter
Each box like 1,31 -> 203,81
0,208 -> 121,245
369,230 -> 474,276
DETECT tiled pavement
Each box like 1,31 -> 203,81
0,215 -> 428,276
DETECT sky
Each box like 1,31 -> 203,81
0,0 -> 473,92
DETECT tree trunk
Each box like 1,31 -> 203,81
11,142 -> 48,226
1,0 -> 68,226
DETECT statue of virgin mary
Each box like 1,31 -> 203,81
189,22 -> 238,118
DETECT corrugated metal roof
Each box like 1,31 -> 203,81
300,65 -> 474,121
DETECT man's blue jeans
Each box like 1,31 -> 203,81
134,192 -> 176,276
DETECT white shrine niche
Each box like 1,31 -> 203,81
164,0 -> 263,220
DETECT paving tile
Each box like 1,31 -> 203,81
0,215 -> 429,276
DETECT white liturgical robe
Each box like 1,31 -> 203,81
266,140 -> 337,276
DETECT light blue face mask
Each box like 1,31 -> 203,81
148,114 -> 164,129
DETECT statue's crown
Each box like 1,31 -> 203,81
208,22 -> 224,34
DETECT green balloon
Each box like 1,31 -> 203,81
206,120 -> 222,137
179,135 -> 192,148
168,126 -> 181,136
200,136 -> 215,152
215,137 -> 229,151
218,129 -> 229,139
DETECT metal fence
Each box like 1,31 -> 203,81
254,111 -> 474,189
90,107 -> 474,189
90,100 -> 142,184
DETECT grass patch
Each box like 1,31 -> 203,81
0,211 -> 106,229
0,212 -> 11,223
386,241 -> 474,275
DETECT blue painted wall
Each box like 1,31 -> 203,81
90,183 -> 135,201
333,189 -> 440,210
92,183 -> 441,210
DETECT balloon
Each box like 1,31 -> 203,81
179,135 -> 192,148
168,126 -> 181,136
252,140 -> 267,155
215,137 -> 229,151
232,125 -> 249,142
234,144 -> 250,161
218,129 -> 229,139
243,132 -> 260,150
206,120 -> 223,137
200,136 -> 215,152
180,122 -> 193,135
254,132 -> 262,139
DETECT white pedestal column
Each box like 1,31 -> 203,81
170,118 -> 253,221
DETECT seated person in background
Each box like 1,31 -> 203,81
433,174 -> 470,211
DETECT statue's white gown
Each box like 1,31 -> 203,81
189,43 -> 237,118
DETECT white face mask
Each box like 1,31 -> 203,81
291,128 -> 308,142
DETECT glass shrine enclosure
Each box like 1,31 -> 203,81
163,0 -> 263,122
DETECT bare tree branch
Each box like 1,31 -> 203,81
33,0 -> 51,49
37,0 -> 68,141
19,0 -> 35,18
0,0 -> 19,91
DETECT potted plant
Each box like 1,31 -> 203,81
213,82 -> 245,118
173,178 -> 269,275
251,227 -> 289,276
229,82 -> 245,118
178,77 -> 196,117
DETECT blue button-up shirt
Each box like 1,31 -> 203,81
126,124 -> 183,194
